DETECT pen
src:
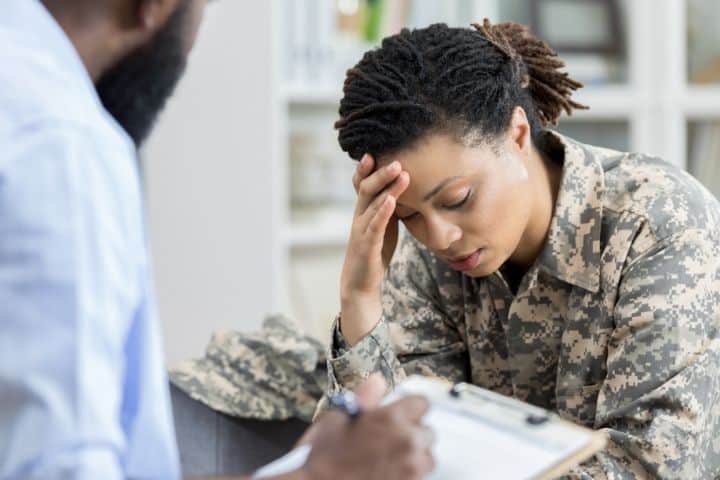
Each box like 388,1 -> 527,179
328,390 -> 363,419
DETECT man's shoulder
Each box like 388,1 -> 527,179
0,42 -> 136,184
0,32 -> 131,155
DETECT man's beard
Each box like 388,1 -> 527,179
96,2 -> 190,148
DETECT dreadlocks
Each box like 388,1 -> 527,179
335,19 -> 588,161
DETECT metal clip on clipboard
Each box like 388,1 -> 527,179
448,382 -> 550,426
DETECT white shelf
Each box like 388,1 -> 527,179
284,224 -> 349,248
282,211 -> 352,248
682,86 -> 720,118
281,84 -> 342,105
569,86 -> 645,119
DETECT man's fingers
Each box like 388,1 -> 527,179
415,425 -> 436,451
402,427 -> 436,477
297,409 -> 347,446
386,395 -> 430,423
409,447 -> 436,479
294,421 -> 320,447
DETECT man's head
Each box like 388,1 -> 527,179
43,0 -> 209,146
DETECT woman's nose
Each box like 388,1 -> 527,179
425,216 -> 462,252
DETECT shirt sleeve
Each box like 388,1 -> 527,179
561,228 -> 720,479
0,123 -> 139,479
321,231 -> 469,411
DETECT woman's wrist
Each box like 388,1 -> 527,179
339,296 -> 383,346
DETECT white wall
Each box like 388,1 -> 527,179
142,1 -> 275,366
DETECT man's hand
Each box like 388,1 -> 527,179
298,375 -> 435,480
190,376 -> 434,480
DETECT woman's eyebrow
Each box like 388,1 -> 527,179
422,176 -> 462,202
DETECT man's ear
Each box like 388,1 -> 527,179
138,0 -> 161,29
127,0 -> 178,34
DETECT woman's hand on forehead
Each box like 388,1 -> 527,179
340,152 -> 410,346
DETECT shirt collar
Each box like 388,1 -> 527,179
1,0 -> 104,112
536,131 -> 605,293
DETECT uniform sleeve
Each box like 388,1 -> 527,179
561,228 -> 720,479
320,231 -> 469,411
0,124 -> 137,479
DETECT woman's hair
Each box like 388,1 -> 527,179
335,19 -> 588,160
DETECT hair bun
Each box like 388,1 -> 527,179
472,18 -> 588,126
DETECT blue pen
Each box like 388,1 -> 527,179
328,390 -> 363,419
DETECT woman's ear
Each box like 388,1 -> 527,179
507,106 -> 532,155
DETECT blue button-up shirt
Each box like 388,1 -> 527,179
0,1 -> 180,478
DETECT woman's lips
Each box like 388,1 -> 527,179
448,249 -> 483,272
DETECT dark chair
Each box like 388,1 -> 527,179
170,383 -> 309,477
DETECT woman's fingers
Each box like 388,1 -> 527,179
355,171 -> 409,232
352,154 -> 374,193
355,160 -> 403,215
385,170 -> 410,200
365,195 -> 396,239
356,190 -> 390,232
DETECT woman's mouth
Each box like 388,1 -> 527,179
448,249 -> 483,272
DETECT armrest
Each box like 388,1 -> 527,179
170,383 -> 309,477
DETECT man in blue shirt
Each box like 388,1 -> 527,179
0,1 -> 434,479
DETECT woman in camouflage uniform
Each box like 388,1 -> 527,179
326,20 -> 720,479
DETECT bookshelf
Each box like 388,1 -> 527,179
270,0 -> 720,340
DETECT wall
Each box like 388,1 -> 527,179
142,1 -> 275,365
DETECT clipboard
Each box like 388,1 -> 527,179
387,376 -> 607,480
255,375 -> 606,479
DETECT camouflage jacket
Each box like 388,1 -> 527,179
324,133 -> 720,479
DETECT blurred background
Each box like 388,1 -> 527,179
143,0 -> 720,365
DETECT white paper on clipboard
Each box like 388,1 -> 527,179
255,376 -> 606,479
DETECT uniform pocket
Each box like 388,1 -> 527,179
555,383 -> 601,427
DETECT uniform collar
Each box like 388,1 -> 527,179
536,131 -> 605,293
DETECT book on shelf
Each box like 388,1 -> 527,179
687,0 -> 720,85
282,0 -> 464,88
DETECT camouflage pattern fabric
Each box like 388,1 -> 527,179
171,315 -> 326,422
322,132 -> 720,479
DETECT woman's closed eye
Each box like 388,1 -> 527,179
397,189 -> 473,221
445,189 -> 473,210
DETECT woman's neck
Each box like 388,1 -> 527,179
508,142 -> 563,271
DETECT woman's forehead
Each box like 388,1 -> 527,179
378,135 -> 496,182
